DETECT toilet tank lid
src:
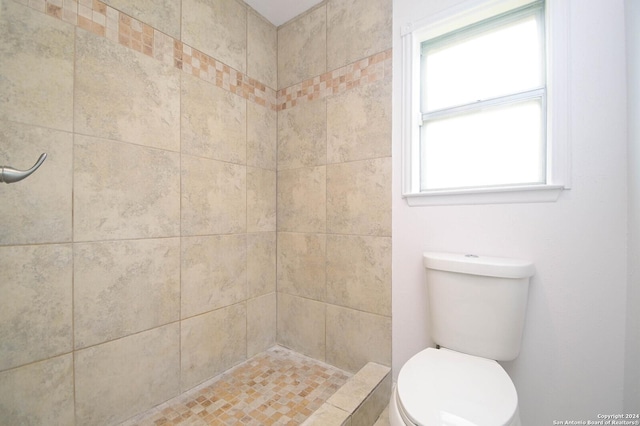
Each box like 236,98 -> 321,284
423,252 -> 535,279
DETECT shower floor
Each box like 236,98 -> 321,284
120,346 -> 351,426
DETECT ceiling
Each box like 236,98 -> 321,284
244,0 -> 323,26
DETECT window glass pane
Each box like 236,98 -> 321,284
420,100 -> 545,190
423,12 -> 543,112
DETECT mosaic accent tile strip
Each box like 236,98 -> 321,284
15,0 -> 276,109
14,0 -> 391,112
120,346 -> 351,426
277,50 -> 393,112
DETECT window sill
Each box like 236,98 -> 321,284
403,184 -> 566,206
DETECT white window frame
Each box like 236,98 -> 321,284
401,0 -> 571,206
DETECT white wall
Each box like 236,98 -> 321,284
392,0 -> 630,422
625,0 -> 640,413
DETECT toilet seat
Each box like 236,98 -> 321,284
395,348 -> 519,426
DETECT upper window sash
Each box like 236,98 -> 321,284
420,1 -> 546,117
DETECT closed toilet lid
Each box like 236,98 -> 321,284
397,348 -> 518,426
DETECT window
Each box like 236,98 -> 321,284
401,0 -> 569,206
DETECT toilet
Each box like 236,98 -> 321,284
390,252 -> 535,426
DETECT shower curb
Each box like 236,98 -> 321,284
302,362 -> 391,426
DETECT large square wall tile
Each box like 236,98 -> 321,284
74,135 -> 181,241
181,234 -> 247,318
74,238 -> 181,349
0,355 -> 74,425
0,121 -> 72,245
326,235 -> 391,316
278,5 -> 326,89
181,304 -> 247,390
75,324 -> 180,425
277,293 -> 326,361
326,305 -> 391,373
247,293 -> 277,357
277,232 -> 327,301
247,9 -> 277,89
181,155 -> 246,236
182,0 -> 247,72
327,78 -> 392,163
278,98 -> 327,170
75,29 -> 180,151
326,0 -> 392,70
181,73 -> 246,164
0,1 -> 73,132
327,158 -> 391,236
277,166 -> 326,233
0,245 -> 72,372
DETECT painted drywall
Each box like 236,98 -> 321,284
625,0 -> 640,413
392,0 -> 629,422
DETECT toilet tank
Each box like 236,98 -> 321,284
424,252 -> 535,361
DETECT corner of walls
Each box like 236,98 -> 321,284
274,0 -> 394,374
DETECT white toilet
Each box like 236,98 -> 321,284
390,252 -> 535,426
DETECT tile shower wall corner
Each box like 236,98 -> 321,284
275,0 -> 393,374
1,0 -> 392,422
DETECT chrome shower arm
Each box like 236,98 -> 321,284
1,153 -> 47,184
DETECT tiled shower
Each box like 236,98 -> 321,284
0,0 -> 392,424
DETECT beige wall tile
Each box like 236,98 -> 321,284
181,155 -> 247,236
326,235 -> 391,316
75,29 -> 180,151
247,101 -> 277,170
247,9 -> 277,89
181,234 -> 247,318
74,238 -> 181,349
102,0 -> 181,38
74,135 -> 181,241
0,245 -> 72,372
247,232 -> 277,298
0,1 -> 73,132
247,293 -> 277,357
0,121 -> 72,245
327,78 -> 392,163
277,293 -> 325,361
325,305 -> 391,373
181,73 -> 247,164
182,0 -> 247,72
326,0 -> 392,70
327,158 -> 391,236
277,232 -> 326,301
75,324 -> 180,425
0,355 -> 74,425
278,98 -> 327,170
181,304 -> 247,390
247,167 -> 276,232
278,5 -> 326,89
277,166 -> 326,233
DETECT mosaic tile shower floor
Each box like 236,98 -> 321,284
120,346 -> 351,426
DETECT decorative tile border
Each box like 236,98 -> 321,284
14,0 -> 391,112
277,49 -> 393,112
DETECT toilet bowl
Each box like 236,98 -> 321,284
390,252 -> 534,426
389,348 -> 520,426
